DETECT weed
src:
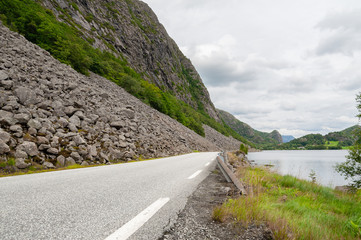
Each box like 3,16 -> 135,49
212,206 -> 227,223
7,158 -> 15,166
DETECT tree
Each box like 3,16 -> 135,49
335,94 -> 361,188
240,143 -> 248,154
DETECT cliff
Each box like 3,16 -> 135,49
37,0 -> 219,121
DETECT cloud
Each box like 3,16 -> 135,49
143,0 -> 361,138
316,9 -> 361,56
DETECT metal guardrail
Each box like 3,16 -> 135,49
216,154 -> 247,196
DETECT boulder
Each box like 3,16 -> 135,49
14,87 -> 38,106
0,70 -> 8,80
121,108 -> 135,119
15,158 -> 30,169
56,155 -> 66,167
65,157 -> 76,166
47,148 -> 59,155
37,136 -> 49,144
0,140 -> 10,154
14,150 -> 28,159
0,110 -> 16,125
70,152 -> 82,162
18,141 -> 39,156
110,121 -> 125,129
10,125 -> 22,132
81,161 -> 89,166
27,119 -> 42,130
0,129 -> 11,143
43,161 -> 55,169
14,113 -> 31,124
73,135 -> 86,145
69,115 -> 81,127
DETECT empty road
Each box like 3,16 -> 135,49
0,152 -> 219,240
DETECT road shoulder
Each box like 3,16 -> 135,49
160,164 -> 272,240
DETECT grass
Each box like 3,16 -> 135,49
214,166 -> 361,239
325,141 -> 339,147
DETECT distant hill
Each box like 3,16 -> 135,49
217,109 -> 282,147
278,125 -> 360,150
282,135 -> 295,143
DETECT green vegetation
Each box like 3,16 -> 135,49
217,109 -> 281,149
215,166 -> 361,239
336,94 -> 361,188
239,143 -> 248,154
269,126 -> 359,150
0,0 -> 251,141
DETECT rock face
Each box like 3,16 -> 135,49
0,22 -> 240,170
40,0 -> 220,121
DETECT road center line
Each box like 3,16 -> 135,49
187,170 -> 202,179
105,197 -> 170,240
205,162 -> 210,167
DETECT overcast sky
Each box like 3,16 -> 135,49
142,0 -> 361,137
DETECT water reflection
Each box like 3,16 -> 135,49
248,150 -> 350,187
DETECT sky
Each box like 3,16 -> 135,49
142,0 -> 361,137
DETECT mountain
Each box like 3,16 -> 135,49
0,20 -> 242,172
0,0 -> 248,139
282,135 -> 295,143
217,109 -> 283,147
278,125 -> 359,150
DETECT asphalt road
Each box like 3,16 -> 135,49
0,152 -> 219,240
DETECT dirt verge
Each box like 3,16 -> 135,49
160,164 -> 272,240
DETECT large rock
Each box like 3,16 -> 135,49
0,139 -> 10,154
14,113 -> 31,124
110,121 -> 125,129
0,129 -> 10,143
15,158 -> 30,169
43,161 -> 55,169
73,135 -> 86,145
18,141 -> 39,156
0,110 -> 16,125
56,155 -> 66,167
27,119 -> 42,130
69,115 -> 81,127
0,70 -> 8,80
14,87 -> 38,106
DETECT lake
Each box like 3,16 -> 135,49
248,150 -> 350,187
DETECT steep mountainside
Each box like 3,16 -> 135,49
0,22 -> 241,172
217,109 -> 282,147
0,0 -> 254,140
39,0 -> 219,121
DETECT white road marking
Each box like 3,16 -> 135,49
187,170 -> 202,179
105,197 -> 170,240
205,162 -> 210,167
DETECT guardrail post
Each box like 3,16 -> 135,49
216,155 -> 247,196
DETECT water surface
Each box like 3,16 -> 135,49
248,150 -> 350,187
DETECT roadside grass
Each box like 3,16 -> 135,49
214,167 -> 361,239
0,152 -> 199,178
0,163 -> 92,177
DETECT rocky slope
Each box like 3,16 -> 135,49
0,22 -> 240,171
39,0 -> 220,121
217,109 -> 282,146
